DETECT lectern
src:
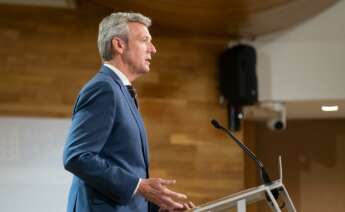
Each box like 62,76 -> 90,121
190,156 -> 296,212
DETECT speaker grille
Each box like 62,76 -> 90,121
218,44 -> 258,105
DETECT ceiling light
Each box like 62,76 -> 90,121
321,105 -> 338,112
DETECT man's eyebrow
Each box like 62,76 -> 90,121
142,35 -> 152,40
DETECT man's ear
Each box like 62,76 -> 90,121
111,37 -> 126,54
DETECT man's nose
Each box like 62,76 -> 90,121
150,43 -> 157,54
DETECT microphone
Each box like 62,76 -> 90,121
211,119 -> 279,200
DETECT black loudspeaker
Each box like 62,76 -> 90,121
218,44 -> 258,106
218,44 -> 258,131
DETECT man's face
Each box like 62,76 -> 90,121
123,22 -> 156,75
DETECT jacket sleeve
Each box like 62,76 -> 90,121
63,81 -> 139,205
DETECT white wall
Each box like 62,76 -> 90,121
0,117 -> 72,212
255,1 -> 345,101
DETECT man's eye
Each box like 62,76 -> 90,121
143,37 -> 151,42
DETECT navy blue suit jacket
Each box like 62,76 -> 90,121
63,65 -> 158,212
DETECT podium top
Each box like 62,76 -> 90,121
191,180 -> 284,212
190,156 -> 289,212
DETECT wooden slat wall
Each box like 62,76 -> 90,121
0,2 -> 245,205
0,3 -> 107,117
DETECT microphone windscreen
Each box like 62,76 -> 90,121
211,119 -> 222,129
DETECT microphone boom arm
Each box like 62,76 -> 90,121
211,119 -> 273,186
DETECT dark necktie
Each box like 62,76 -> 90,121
126,85 -> 139,109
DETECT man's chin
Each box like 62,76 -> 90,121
142,67 -> 150,73
136,68 -> 150,76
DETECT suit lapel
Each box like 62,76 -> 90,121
99,65 -> 149,169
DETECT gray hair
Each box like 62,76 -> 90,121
97,12 -> 152,61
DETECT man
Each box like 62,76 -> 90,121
63,12 -> 194,212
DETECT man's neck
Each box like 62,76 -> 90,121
103,62 -> 131,86
105,59 -> 138,83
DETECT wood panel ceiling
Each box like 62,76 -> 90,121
91,0 -> 338,38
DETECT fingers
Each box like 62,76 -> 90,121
184,201 -> 196,209
158,180 -> 186,209
160,201 -> 196,212
161,196 -> 184,209
163,187 -> 188,200
160,178 -> 176,186
152,178 -> 187,200
138,178 -> 190,210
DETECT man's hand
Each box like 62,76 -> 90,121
159,201 -> 196,211
138,178 -> 188,209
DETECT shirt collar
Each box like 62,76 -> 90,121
104,63 -> 131,86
